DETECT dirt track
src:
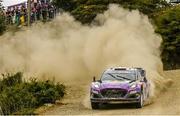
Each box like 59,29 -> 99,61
43,70 -> 180,115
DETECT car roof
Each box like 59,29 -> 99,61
104,67 -> 138,73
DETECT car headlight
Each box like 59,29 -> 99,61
130,84 -> 136,89
129,90 -> 137,94
92,89 -> 99,94
94,84 -> 99,88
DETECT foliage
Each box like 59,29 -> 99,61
71,4 -> 107,24
0,0 -> 6,35
154,5 -> 180,69
52,0 -> 76,11
0,72 -> 65,115
53,0 -> 169,24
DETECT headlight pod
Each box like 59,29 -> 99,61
92,82 -> 100,88
129,90 -> 137,94
94,84 -> 99,88
131,84 -> 136,89
130,82 -> 137,89
91,89 -> 99,94
91,82 -> 100,95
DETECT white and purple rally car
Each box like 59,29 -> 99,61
90,67 -> 150,109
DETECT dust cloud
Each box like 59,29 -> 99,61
0,5 -> 168,101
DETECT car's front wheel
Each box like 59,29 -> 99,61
136,93 -> 143,108
91,102 -> 99,109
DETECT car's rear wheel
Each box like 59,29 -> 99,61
136,93 -> 143,108
91,102 -> 99,109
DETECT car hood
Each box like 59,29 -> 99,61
100,81 -> 131,90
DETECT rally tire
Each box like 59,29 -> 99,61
91,102 -> 99,109
136,93 -> 143,108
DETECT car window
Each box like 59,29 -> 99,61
101,72 -> 136,81
137,72 -> 142,80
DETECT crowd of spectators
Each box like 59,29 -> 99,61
5,0 -> 57,26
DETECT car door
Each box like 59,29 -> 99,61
142,76 -> 150,99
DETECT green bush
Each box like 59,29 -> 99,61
0,15 -> 6,35
0,0 -> 6,35
0,72 -> 65,115
154,5 -> 180,69
52,0 -> 76,11
71,4 -> 107,24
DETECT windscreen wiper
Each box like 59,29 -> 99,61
116,75 -> 131,80
129,80 -> 136,83
107,73 -> 123,81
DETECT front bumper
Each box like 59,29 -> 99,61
91,97 -> 140,104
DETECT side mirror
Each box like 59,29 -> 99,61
93,76 -> 96,82
140,77 -> 147,83
142,70 -> 146,77
144,77 -> 147,83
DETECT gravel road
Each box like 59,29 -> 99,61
43,70 -> 180,115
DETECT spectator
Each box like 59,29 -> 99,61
5,0 -> 57,26
36,3 -> 41,20
6,9 -> 11,24
20,5 -> 26,26
15,7 -> 20,26
41,1 -> 48,21
48,4 -> 54,19
12,8 -> 16,24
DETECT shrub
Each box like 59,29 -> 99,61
154,5 -> 180,69
71,4 -> 107,24
0,72 -> 65,115
0,0 -> 6,35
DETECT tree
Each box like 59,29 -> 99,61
0,0 -> 6,35
154,5 -> 180,69
52,0 -> 76,11
52,0 -> 169,24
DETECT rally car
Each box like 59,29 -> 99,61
90,67 -> 150,109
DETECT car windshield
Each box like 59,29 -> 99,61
101,71 -> 136,82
